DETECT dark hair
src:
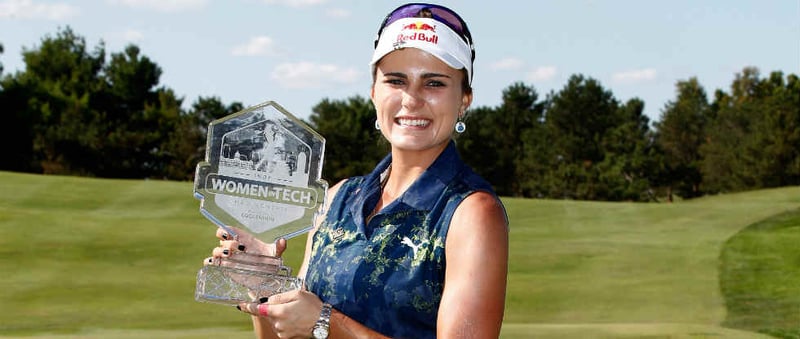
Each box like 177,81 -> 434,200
460,69 -> 473,95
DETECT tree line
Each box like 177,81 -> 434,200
1,27 -> 797,201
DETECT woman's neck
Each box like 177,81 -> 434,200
382,141 -> 449,199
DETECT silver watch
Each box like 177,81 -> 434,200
312,303 -> 332,339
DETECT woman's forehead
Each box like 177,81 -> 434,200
376,48 -> 462,77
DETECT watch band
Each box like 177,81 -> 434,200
312,303 -> 332,339
319,302 -> 332,321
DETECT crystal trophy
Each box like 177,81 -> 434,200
193,101 -> 327,305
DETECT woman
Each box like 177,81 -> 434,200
210,3 -> 508,338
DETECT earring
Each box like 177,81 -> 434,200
375,120 -> 381,130
454,116 -> 466,134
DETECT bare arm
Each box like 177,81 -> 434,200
438,191 -> 508,338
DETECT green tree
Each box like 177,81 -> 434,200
93,44 -> 181,178
5,27 -> 184,178
459,82 -> 545,197
0,43 -> 40,172
0,79 -> 27,171
307,96 -> 387,183
457,105 -> 502,190
18,27 -> 106,175
162,96 -> 243,180
654,77 -> 709,200
597,98 -> 655,201
456,105 -> 499,182
754,71 -> 800,187
542,75 -> 621,200
702,68 -> 800,192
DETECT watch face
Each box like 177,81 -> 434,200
313,325 -> 329,339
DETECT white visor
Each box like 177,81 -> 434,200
370,17 -> 473,84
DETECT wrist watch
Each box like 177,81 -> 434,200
312,303 -> 332,339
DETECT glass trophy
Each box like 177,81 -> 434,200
193,101 -> 327,305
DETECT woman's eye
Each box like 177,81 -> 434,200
427,80 -> 445,87
385,78 -> 405,85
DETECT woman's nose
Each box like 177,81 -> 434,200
401,86 -> 423,110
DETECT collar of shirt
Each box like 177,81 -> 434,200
350,140 -> 463,229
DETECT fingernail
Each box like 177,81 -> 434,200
222,233 -> 229,240
222,249 -> 230,256
238,244 -> 246,251
236,305 -> 241,311
259,297 -> 269,303
207,258 -> 213,263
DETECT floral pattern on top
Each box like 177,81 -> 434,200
305,141 -> 500,338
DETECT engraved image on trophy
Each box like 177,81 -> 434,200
193,101 -> 327,305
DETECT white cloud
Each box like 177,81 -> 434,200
490,58 -> 524,71
271,62 -> 359,89
121,29 -> 145,43
103,29 -> 145,47
0,0 -> 79,20
527,66 -> 558,82
231,36 -> 278,57
108,0 -> 208,12
326,8 -> 350,18
612,68 -> 657,84
262,0 -> 327,7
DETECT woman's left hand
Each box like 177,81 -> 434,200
238,287 -> 324,339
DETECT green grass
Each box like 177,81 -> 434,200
720,209 -> 800,338
0,171 -> 798,338
504,189 -> 799,326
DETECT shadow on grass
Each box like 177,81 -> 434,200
719,208 -> 800,339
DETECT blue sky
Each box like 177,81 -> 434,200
1,0 -> 798,123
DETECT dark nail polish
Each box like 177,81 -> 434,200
222,233 -> 229,240
259,297 -> 269,303
236,305 -> 241,311
238,244 -> 246,251
207,258 -> 213,263
222,249 -> 230,256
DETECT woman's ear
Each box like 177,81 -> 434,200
461,92 -> 473,114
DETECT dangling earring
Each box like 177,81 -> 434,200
454,116 -> 466,134
375,120 -> 381,130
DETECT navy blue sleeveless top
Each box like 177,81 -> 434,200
305,141 -> 499,338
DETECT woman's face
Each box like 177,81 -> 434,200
371,48 -> 472,153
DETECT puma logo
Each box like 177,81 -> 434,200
401,237 -> 428,258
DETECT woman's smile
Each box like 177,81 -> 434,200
396,117 -> 431,128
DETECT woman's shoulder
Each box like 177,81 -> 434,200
450,165 -> 508,232
452,163 -> 497,197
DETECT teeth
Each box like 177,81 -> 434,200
397,118 -> 430,127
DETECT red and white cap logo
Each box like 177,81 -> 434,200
371,17 -> 472,84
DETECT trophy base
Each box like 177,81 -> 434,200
195,254 -> 302,305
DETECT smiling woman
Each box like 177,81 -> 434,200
371,48 -> 469,155
205,2 -> 509,339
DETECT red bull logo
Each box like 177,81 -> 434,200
401,21 -> 437,33
395,21 -> 439,46
395,32 -> 439,45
